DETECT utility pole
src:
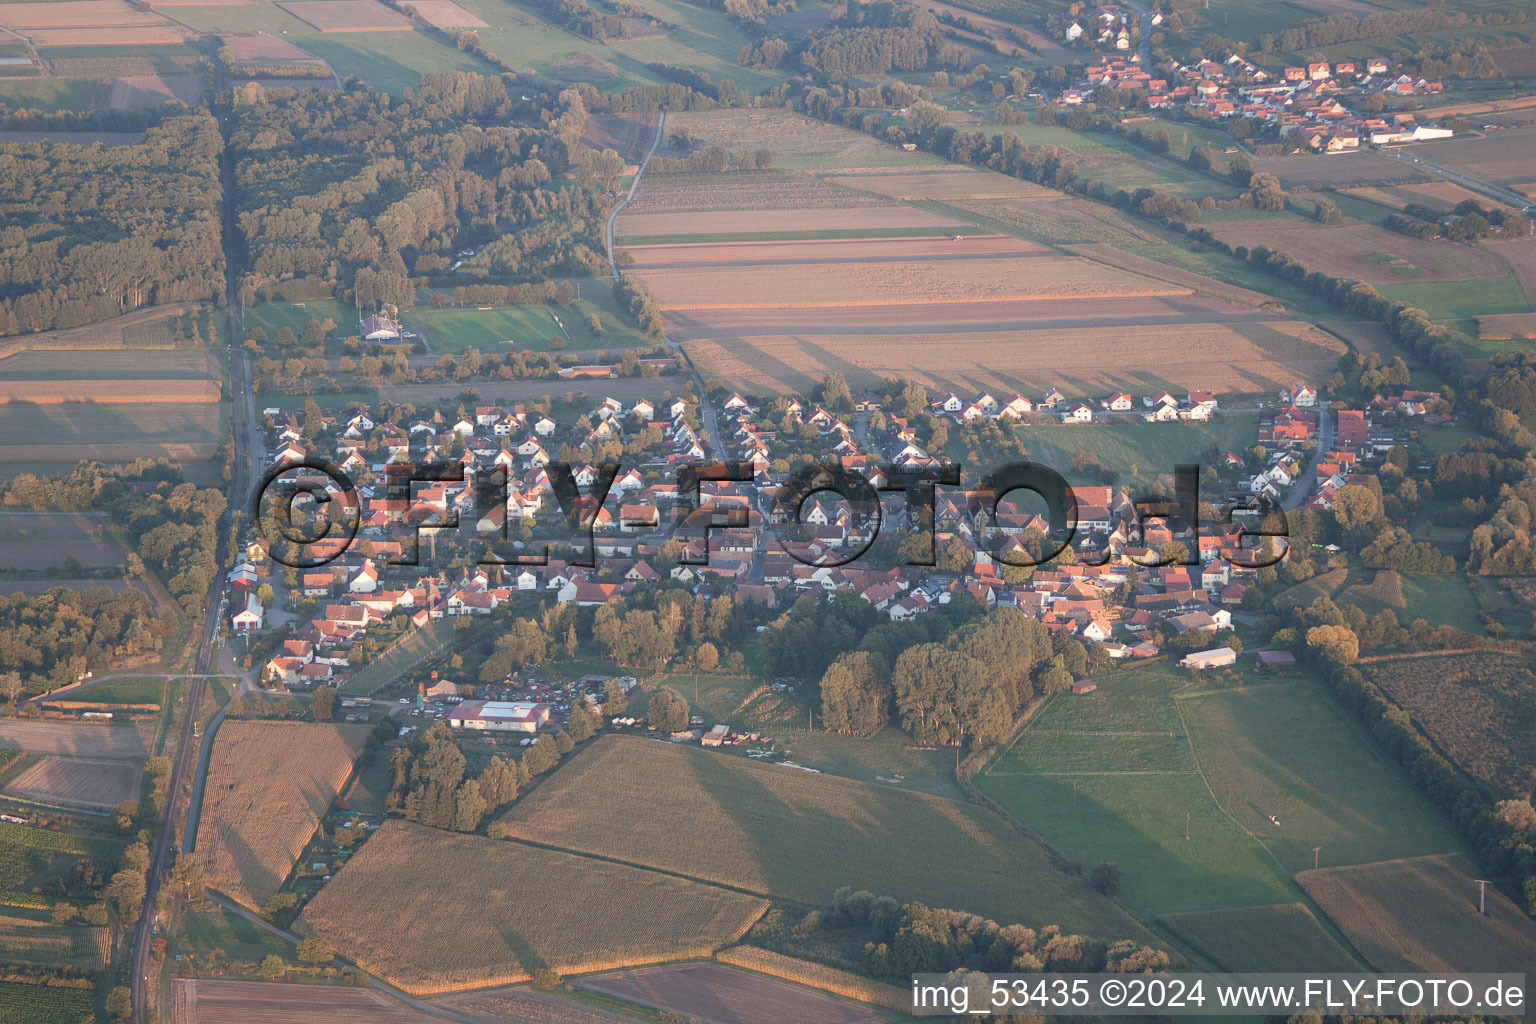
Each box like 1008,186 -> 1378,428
1313,846 -> 1321,870
1475,879 -> 1490,916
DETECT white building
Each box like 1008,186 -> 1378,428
446,700 -> 550,733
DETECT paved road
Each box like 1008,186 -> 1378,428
1282,399 -> 1332,514
1122,0 -> 1154,66
1379,145 -> 1535,213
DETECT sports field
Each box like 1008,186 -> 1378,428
409,297 -> 650,354
496,735 -> 1154,940
297,821 -> 768,994
978,661 -> 1461,918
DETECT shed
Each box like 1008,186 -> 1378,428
1180,646 -> 1237,670
1071,679 -> 1098,695
1257,650 -> 1296,668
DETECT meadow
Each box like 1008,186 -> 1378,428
297,820 -> 769,994
408,297 -> 650,354
195,721 -> 372,909
496,735 -> 1155,940
1298,854 -> 1536,974
979,660 -> 1461,919
1159,902 -> 1360,971
0,820 -> 119,895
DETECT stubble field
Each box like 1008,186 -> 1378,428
4,755 -> 141,809
402,0 -> 488,30
0,720 -> 152,758
278,0 -> 414,32
496,735 -> 1154,940
1206,219 -> 1514,286
297,821 -> 768,994
195,721 -> 371,910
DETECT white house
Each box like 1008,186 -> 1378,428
232,592 -> 264,632
361,315 -> 401,341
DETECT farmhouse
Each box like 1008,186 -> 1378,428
446,700 -> 550,733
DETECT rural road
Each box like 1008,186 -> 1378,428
605,110 -> 666,277
1379,144 -> 1535,212
1122,0 -> 1154,66
1282,399 -> 1331,514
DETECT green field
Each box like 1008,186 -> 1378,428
242,300 -> 358,343
175,899 -> 294,967
1336,569 -> 1480,632
454,0 -> 664,91
0,821 -> 119,896
0,79 -> 99,112
72,677 -> 166,707
1122,242 -> 1342,320
409,297 -> 649,354
1378,277 -> 1530,321
957,413 -> 1257,485
0,980 -> 94,1024
498,734 -> 1156,941
979,660 -> 1461,919
1160,902 -> 1361,971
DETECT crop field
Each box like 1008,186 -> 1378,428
1359,651 -> 1536,795
618,205 -> 966,241
0,720 -> 152,759
1298,854 -> 1536,974
627,233 -> 1047,269
496,735 -> 1154,940
1478,312 -> 1536,339
278,0 -> 413,32
297,821 -> 768,994
627,176 -> 890,215
0,1 -> 172,30
0,820 -> 119,895
195,721 -> 371,910
1414,126 -> 1536,188
1338,180 -> 1520,215
680,315 -> 1346,396
979,661 -> 1459,918
27,26 -> 190,46
434,984 -> 654,1024
108,73 -> 205,109
0,379 -> 218,404
0,402 -> 221,467
828,168 -> 1058,201
1249,152 -> 1433,189
0,907 -> 109,971
1160,903 -> 1360,971
403,0 -> 487,31
0,981 -> 93,1024
0,303 -> 203,359
662,110 -> 945,174
1206,219 -> 1515,288
4,755 -> 141,809
577,962 -> 885,1024
171,979 -> 456,1024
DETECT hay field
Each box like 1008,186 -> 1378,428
631,255 -> 1177,308
1298,855 -> 1536,974
297,821 -> 768,994
403,0 -> 487,30
278,0 -> 414,32
681,318 -> 1346,396
0,720 -> 151,759
195,721 -> 371,910
576,963 -> 886,1024
1208,219 -> 1512,287
618,205 -> 964,239
1159,903 -> 1360,971
496,736 -> 1155,940
4,755 -> 141,809
829,168 -> 1059,201
0,2 -> 168,29
28,26 -> 189,45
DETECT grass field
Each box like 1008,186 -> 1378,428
70,677 -> 167,706
195,721 -> 372,910
0,820 -> 119,895
963,413 -> 1257,485
1359,651 -> 1536,795
447,0 -> 662,91
1298,854 -> 1536,974
241,300 -> 357,342
1159,903 -> 1360,971
409,298 -> 649,354
979,660 -> 1460,919
297,820 -> 769,994
174,898 -> 298,967
496,735 -> 1154,940
1377,277 -> 1531,320
1336,569 -> 1481,631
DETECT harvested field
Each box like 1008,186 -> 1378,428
956,197 -> 1158,245
663,109 -> 941,173
297,821 -> 768,995
1249,152 -> 1432,188
576,963 -> 885,1024
1359,651 -> 1536,795
626,176 -> 889,214
1159,903 -> 1360,971
0,720 -> 151,759
679,316 -> 1346,396
495,736 -> 1156,941
0,511 -> 125,570
0,347 -> 217,381
0,303 -> 201,359
1298,854 -> 1536,974
376,375 -> 683,406
1415,126 -> 1536,188
434,985 -> 651,1024
0,577 -> 149,598
1206,220 -> 1511,286
278,0 -> 413,32
5,755 -> 141,809
28,25 -> 188,45
171,979 -> 448,1024
625,233 -> 1046,269
1065,242 -> 1285,308
0,379 -> 218,404
0,401 -> 220,465
631,254 -> 1177,309
108,74 -> 204,109
1338,180 -> 1520,214
573,111 -> 656,165
402,0 -> 487,30
1478,312 -> 1536,339
219,34 -> 325,63
617,205 -> 964,239
0,2 -> 169,29
195,721 -> 371,910
829,168 -> 1058,201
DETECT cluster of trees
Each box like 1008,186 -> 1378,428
1386,200 -> 1530,242
591,591 -> 746,671
122,481 -> 226,616
819,888 -> 1168,982
0,116 -> 224,337
648,143 -> 774,174
0,589 -> 159,694
232,75 -> 611,310
1259,8 -> 1523,54
801,3 -> 949,81
532,0 -> 627,41
387,720 -> 534,832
